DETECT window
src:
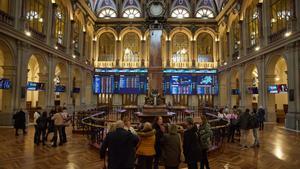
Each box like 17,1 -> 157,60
196,8 -> 214,19
172,33 -> 189,62
197,33 -> 213,62
247,1 -> 259,47
232,19 -> 240,52
270,0 -> 294,34
171,8 -> 189,19
73,19 -> 80,53
123,8 -> 140,18
0,0 -> 10,13
98,33 -> 115,61
99,8 -> 117,18
55,2 -> 65,45
123,32 -> 140,61
25,0 -> 45,33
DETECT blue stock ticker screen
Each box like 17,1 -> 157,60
93,75 -> 148,94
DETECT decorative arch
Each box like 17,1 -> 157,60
227,12 -> 240,32
95,27 -> 118,40
74,8 -> 86,27
0,39 -> 15,66
26,52 -> 49,75
59,0 -> 74,20
169,27 -> 192,41
119,27 -> 142,40
194,27 -> 216,40
266,54 -> 288,75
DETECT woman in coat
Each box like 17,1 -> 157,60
152,116 -> 165,169
161,124 -> 182,169
198,115 -> 213,169
13,109 -> 26,136
136,122 -> 156,169
183,117 -> 202,169
36,111 -> 48,145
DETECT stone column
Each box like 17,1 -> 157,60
46,1 -> 53,45
262,0 -> 270,46
285,42 -> 300,130
141,39 -> 146,67
257,57 -> 266,108
239,66 -> 246,109
226,70 -> 232,107
50,3 -> 58,46
116,40 -> 121,67
191,40 -> 196,67
257,3 -> 264,47
238,20 -> 243,57
265,74 -> 276,122
82,32 -> 87,61
69,20 -> 75,56
14,0 -> 22,29
226,32 -> 231,63
93,39 -> 97,67
296,0 -> 300,30
166,40 -> 170,67
243,79 -> 254,110
242,19 -> 248,57
66,63 -> 73,107
38,73 -> 49,109
2,66 -> 16,113
47,54 -> 54,110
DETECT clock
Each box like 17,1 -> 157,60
147,0 -> 166,18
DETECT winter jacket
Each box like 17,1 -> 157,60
183,126 -> 201,163
257,108 -> 265,122
161,133 -> 181,167
136,129 -> 156,156
36,116 -> 48,130
153,123 -> 164,156
52,112 -> 64,126
248,112 -> 259,129
13,111 -> 26,129
238,111 -> 251,130
198,123 -> 213,150
100,128 -> 139,169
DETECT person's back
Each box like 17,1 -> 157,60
239,110 -> 250,130
161,125 -> 181,168
100,121 -> 139,169
52,112 -> 64,126
136,129 -> 156,156
37,114 -> 48,130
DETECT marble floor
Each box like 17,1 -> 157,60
0,124 -> 299,169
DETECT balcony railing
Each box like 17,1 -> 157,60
170,61 -> 192,68
0,10 -> 14,26
96,61 -> 116,68
28,27 -> 46,41
269,28 -> 287,43
120,61 -> 141,68
195,62 -> 217,69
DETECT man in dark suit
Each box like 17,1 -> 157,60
13,109 -> 27,136
100,120 -> 139,169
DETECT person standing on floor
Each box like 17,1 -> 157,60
136,122 -> 156,169
61,107 -> 71,143
238,108 -> 251,148
36,111 -> 48,145
161,124 -> 182,169
51,108 -> 64,147
13,109 -> 27,136
249,109 -> 260,147
33,109 -> 41,144
46,109 -> 55,141
152,116 -> 165,169
100,120 -> 139,169
198,115 -> 212,169
183,117 -> 201,169
257,106 -> 265,130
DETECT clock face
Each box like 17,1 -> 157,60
149,3 -> 163,17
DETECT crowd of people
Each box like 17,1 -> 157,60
13,107 -> 71,147
100,115 -> 213,169
217,105 -> 266,148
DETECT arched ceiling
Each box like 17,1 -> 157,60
86,0 -> 229,18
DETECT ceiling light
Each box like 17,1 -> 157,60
72,54 -> 76,58
54,45 -> 58,50
284,31 -> 291,37
237,56 -> 240,59
275,77 -> 280,81
224,62 -> 227,66
255,46 -> 260,51
25,30 -> 31,37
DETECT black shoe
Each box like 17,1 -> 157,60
58,142 -> 63,146
52,144 -> 57,147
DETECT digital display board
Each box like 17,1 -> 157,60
27,82 -> 45,91
169,76 -> 193,95
248,87 -> 259,94
0,78 -> 11,89
55,85 -> 66,92
93,75 -> 114,94
118,75 -> 147,94
268,84 -> 288,94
